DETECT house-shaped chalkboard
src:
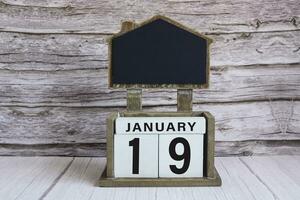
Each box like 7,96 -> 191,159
109,15 -> 212,88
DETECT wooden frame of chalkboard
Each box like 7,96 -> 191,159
99,111 -> 221,187
108,15 -> 213,89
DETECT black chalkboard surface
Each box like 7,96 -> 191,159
109,16 -> 211,88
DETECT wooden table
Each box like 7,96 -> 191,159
0,156 -> 299,200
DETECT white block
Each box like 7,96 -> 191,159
114,134 -> 159,178
115,117 -> 206,134
159,134 -> 204,177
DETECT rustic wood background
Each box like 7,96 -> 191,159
0,0 -> 299,156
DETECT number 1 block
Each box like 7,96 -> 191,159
159,134 -> 204,178
114,135 -> 158,178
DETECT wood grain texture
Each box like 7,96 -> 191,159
0,143 -> 106,156
0,0 -> 299,34
0,140 -> 299,157
5,156 -> 294,200
0,102 -> 299,144
44,157 -> 106,200
241,156 -> 300,200
1,32 -> 299,68
0,64 -> 299,106
0,0 -> 299,156
216,140 -> 300,156
0,157 -> 72,199
0,101 -> 299,156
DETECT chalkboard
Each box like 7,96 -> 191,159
109,16 -> 211,88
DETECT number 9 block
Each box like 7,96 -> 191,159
159,134 -> 204,177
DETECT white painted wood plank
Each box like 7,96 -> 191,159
241,156 -> 300,200
155,185 -> 230,200
272,156 -> 300,184
44,157 -> 105,200
0,32 -> 299,71
0,156 -> 295,199
1,65 -> 299,107
214,157 -> 276,200
0,157 -> 72,200
0,100 -> 299,156
1,140 -> 299,157
89,157 -> 276,200
0,0 -> 299,34
215,140 -> 300,157
0,101 -> 299,145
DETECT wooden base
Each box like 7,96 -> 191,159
98,167 -> 222,187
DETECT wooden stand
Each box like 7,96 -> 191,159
100,19 -> 221,187
99,89 -> 222,187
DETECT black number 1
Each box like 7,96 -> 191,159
169,137 -> 191,174
129,138 -> 140,174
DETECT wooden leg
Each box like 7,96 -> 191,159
127,89 -> 142,111
177,89 -> 193,112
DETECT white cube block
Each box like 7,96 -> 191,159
159,134 -> 204,178
114,134 -> 159,178
115,117 -> 206,134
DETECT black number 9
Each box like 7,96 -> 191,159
169,137 -> 191,174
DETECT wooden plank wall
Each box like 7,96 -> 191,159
0,0 -> 299,156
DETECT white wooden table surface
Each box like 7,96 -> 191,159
0,156 -> 299,200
